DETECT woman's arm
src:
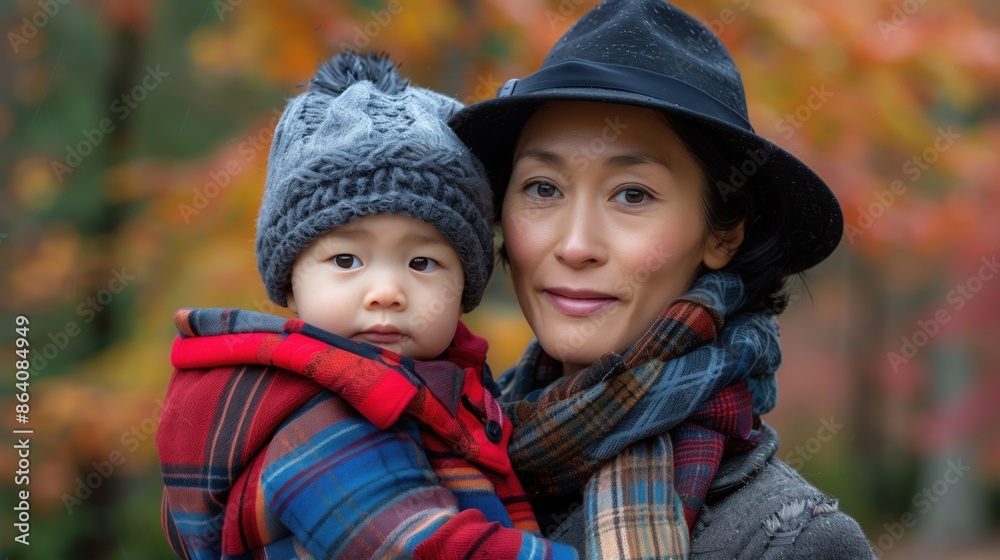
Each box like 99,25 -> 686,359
263,391 -> 579,559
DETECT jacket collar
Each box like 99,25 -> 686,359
707,422 -> 781,498
171,308 -> 487,422
170,308 -> 512,473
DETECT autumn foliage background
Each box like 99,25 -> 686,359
1,0 -> 999,558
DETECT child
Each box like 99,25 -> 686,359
155,52 -> 577,560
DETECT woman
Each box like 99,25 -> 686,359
452,0 -> 875,558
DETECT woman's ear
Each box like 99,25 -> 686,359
702,219 -> 744,270
285,291 -> 298,313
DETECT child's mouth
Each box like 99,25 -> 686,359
356,326 -> 404,344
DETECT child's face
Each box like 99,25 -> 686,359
286,214 -> 465,360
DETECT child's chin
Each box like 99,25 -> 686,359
366,339 -> 446,361
371,341 -> 406,358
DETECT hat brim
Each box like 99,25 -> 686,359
450,86 -> 843,274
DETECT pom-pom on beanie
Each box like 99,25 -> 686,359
256,52 -> 495,312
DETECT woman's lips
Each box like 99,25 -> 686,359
544,289 -> 618,317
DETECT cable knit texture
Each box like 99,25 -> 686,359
257,52 -> 494,312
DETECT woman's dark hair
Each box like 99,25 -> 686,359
658,111 -> 793,315
495,108 -> 795,316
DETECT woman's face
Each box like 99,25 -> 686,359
501,101 -> 740,374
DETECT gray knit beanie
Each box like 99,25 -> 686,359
256,52 -> 495,312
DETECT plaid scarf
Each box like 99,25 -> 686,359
499,272 -> 781,559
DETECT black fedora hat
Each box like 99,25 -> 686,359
450,0 -> 843,274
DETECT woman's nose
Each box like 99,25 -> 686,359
364,272 -> 407,311
553,203 -> 608,268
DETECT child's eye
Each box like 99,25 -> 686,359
613,186 -> 652,205
526,181 -> 562,199
409,257 -> 439,272
332,254 -> 362,269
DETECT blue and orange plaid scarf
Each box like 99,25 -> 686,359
499,272 -> 781,559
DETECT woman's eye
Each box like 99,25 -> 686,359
615,187 -> 649,204
526,181 -> 561,198
409,257 -> 439,272
333,254 -> 362,269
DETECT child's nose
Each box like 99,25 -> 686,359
364,276 -> 407,311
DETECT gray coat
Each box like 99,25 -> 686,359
546,424 -> 876,559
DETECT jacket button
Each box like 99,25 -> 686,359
485,420 -> 502,443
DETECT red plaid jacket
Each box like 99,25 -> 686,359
156,308 -> 577,559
